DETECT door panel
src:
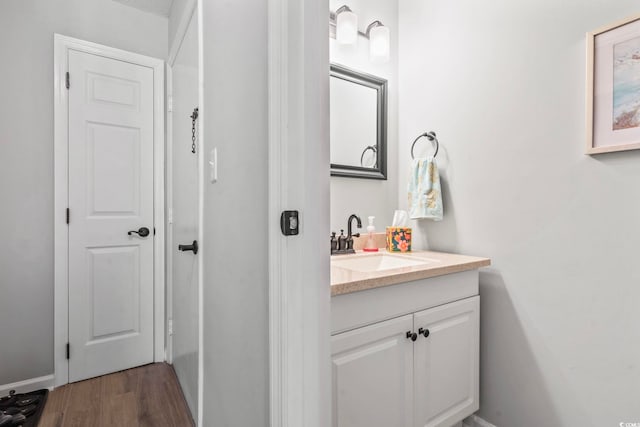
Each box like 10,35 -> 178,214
331,315 -> 414,427
413,297 -> 479,427
88,246 -> 139,339
87,124 -> 140,215
68,49 -> 155,382
88,73 -> 140,108
170,10 -> 200,420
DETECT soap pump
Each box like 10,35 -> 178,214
363,216 -> 379,252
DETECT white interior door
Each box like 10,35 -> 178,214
67,49 -> 155,382
170,9 -> 200,420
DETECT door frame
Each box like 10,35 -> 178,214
53,34 -> 166,387
267,0 -> 331,425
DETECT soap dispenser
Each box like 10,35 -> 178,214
363,216 -> 379,252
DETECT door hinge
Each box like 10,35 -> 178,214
66,343 -> 70,360
66,208 -> 70,225
154,227 -> 156,236
65,72 -> 70,89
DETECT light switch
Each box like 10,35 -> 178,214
209,148 -> 217,183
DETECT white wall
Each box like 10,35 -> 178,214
168,0 -> 194,50
0,0 -> 167,386
399,0 -> 640,425
200,1 -> 269,425
199,0 -> 330,424
169,8 -> 199,420
330,0 -> 398,232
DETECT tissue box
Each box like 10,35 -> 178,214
386,227 -> 412,252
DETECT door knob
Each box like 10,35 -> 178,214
128,227 -> 150,237
419,327 -> 430,338
178,240 -> 198,255
406,331 -> 418,342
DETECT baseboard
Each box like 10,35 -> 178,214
0,374 -> 55,396
463,414 -> 498,427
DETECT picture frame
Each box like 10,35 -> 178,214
586,14 -> 640,155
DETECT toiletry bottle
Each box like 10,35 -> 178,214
363,216 -> 379,252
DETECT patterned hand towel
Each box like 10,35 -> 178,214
407,157 -> 443,220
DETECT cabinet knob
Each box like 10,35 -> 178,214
406,331 -> 418,342
419,327 -> 430,338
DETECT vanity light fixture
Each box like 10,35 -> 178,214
329,7 -> 391,63
366,20 -> 390,63
335,5 -> 358,44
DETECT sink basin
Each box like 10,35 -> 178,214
331,253 -> 435,273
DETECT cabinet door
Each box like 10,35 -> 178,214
413,297 -> 479,427
331,314 -> 414,427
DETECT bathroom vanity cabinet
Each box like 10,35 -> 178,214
331,259 -> 486,427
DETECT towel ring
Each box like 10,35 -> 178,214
410,131 -> 439,159
360,145 -> 377,167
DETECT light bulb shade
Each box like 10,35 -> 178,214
336,10 -> 358,44
369,24 -> 390,63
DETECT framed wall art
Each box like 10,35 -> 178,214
587,14 -> 640,154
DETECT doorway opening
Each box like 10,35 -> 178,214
53,34 -> 166,387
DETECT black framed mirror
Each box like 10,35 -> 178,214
330,63 -> 387,180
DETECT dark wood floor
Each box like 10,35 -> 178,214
39,363 -> 194,427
